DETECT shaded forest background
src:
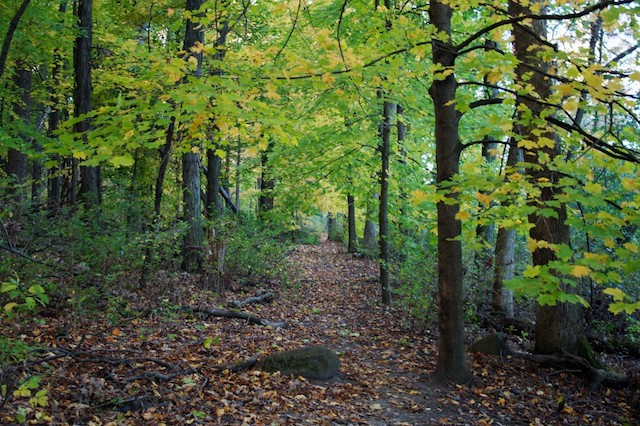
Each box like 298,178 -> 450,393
1,0 -> 640,423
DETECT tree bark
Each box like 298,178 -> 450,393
206,148 -> 222,217
155,119 -> 174,217
181,151 -> 204,271
363,191 -> 378,252
0,0 -> 31,80
347,193 -> 357,253
180,0 -> 205,272
74,0 -> 100,205
48,6 -> 66,214
6,66 -> 32,207
509,0 -> 594,362
379,99 -> 394,305
492,145 -> 522,319
258,146 -> 274,215
429,0 -> 472,383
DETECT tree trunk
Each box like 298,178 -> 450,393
492,145 -> 522,319
180,0 -> 205,272
48,2 -> 65,214
182,152 -> 204,271
509,0 -> 593,362
327,212 -> 341,242
155,119 -> 174,217
206,148 -> 222,217
258,146 -> 274,215
379,99 -> 394,305
235,138 -> 241,209
347,193 -> 357,253
0,0 -> 31,79
74,0 -> 100,205
429,0 -> 472,384
363,191 -> 378,252
6,66 -> 32,207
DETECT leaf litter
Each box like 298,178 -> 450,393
1,240 -> 637,425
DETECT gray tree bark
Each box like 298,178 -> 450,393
180,0 -> 205,272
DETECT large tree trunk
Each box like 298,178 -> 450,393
180,0 -> 205,272
429,0 -> 472,384
347,193 -> 357,253
363,191 -> 378,252
509,0 -> 593,362
182,152 -> 204,271
74,0 -> 100,205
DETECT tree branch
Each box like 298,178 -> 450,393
0,0 -> 31,79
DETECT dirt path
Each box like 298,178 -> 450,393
278,241 -> 463,425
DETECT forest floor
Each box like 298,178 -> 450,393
2,239 -> 638,425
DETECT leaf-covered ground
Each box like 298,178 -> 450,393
2,240 -> 638,425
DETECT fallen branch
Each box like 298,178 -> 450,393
512,351 -> 629,389
182,305 -> 286,328
230,291 -> 274,308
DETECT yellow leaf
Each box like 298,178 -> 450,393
518,139 -> 536,149
265,83 -> 281,100
603,287 -> 626,302
571,265 -> 591,278
321,73 -> 335,85
410,189 -> 428,205
167,8 -> 175,16
455,210 -> 472,221
537,137 -> 555,149
630,71 -> 640,81
190,41 -> 205,54
604,237 -> 615,249
475,192 -> 493,207
584,182 -> 602,194
191,146 -> 200,154
623,242 -> 638,253
4,302 -> 18,313
187,56 -> 198,67
124,130 -> 135,140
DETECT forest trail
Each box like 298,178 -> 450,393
2,240 -> 634,425
280,240 -> 450,425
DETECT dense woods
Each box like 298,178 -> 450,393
1,0 -> 640,423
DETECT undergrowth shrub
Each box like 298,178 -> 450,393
392,234 -> 438,325
210,213 -> 309,287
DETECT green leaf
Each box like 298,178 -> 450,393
4,302 -> 18,313
109,155 -> 135,167
603,287 -> 627,302
1,282 -> 18,293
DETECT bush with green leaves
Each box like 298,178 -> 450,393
211,213 -> 294,286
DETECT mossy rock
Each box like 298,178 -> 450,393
470,333 -> 508,356
256,346 -> 340,379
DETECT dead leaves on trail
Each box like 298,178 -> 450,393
1,241 -> 637,424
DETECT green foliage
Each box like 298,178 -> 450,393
0,337 -> 38,366
1,275 -> 49,318
213,213 -> 293,285
392,234 -> 438,325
